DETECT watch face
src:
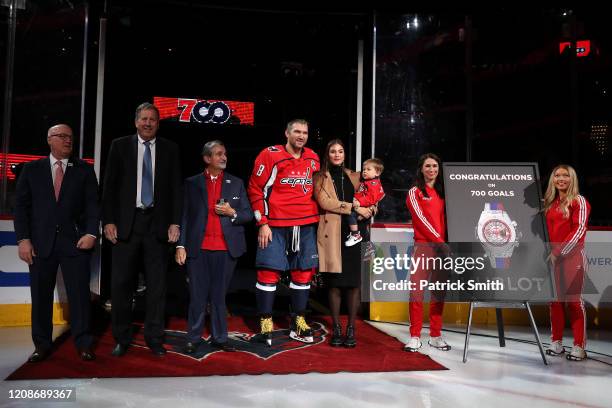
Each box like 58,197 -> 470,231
481,219 -> 512,246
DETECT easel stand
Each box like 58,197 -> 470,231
462,301 -> 548,365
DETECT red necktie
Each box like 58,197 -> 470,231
54,161 -> 64,201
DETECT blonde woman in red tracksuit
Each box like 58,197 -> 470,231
544,164 -> 590,361
404,153 -> 450,352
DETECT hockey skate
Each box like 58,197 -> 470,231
289,315 -> 314,343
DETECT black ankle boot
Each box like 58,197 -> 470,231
330,323 -> 343,347
344,325 -> 356,348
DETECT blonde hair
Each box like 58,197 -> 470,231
543,164 -> 580,218
363,158 -> 384,174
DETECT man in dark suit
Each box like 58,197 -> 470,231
14,124 -> 98,362
175,140 -> 252,353
102,102 -> 182,356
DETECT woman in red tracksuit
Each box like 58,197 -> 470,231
404,153 -> 450,352
544,164 -> 590,361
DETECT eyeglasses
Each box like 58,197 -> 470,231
49,133 -> 73,140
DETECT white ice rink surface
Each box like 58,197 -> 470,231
1,321 -> 611,408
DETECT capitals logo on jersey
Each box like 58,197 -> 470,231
355,178 -> 385,207
280,162 -> 316,194
248,145 -> 320,227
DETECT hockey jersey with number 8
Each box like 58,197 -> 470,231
248,145 -> 320,227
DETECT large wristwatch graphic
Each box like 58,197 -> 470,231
475,202 -> 521,269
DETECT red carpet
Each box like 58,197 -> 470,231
6,316 -> 446,380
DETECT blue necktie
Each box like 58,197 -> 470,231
141,141 -> 153,208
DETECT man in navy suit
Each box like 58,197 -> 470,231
175,140 -> 252,353
102,103 -> 182,356
14,124 -> 98,362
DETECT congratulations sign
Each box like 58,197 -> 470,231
361,164 -> 556,302
442,162 -> 554,301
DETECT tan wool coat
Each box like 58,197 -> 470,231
314,169 -> 361,273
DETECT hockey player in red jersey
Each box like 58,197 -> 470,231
404,153 -> 451,352
248,119 -> 320,346
543,164 -> 590,361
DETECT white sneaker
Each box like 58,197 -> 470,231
345,233 -> 363,247
545,340 -> 565,356
428,336 -> 451,351
566,345 -> 587,361
403,337 -> 422,352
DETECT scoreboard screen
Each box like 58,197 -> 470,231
154,96 -> 255,126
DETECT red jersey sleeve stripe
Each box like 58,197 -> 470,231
561,195 -> 587,256
408,187 -> 441,238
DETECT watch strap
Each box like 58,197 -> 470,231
490,202 -> 505,211
494,256 -> 511,269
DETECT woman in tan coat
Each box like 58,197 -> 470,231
314,139 -> 375,348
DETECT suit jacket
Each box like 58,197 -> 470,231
102,134 -> 182,241
14,156 -> 99,258
177,172 -> 253,259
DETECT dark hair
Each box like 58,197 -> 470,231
414,153 -> 444,198
286,118 -> 309,132
320,138 -> 346,174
